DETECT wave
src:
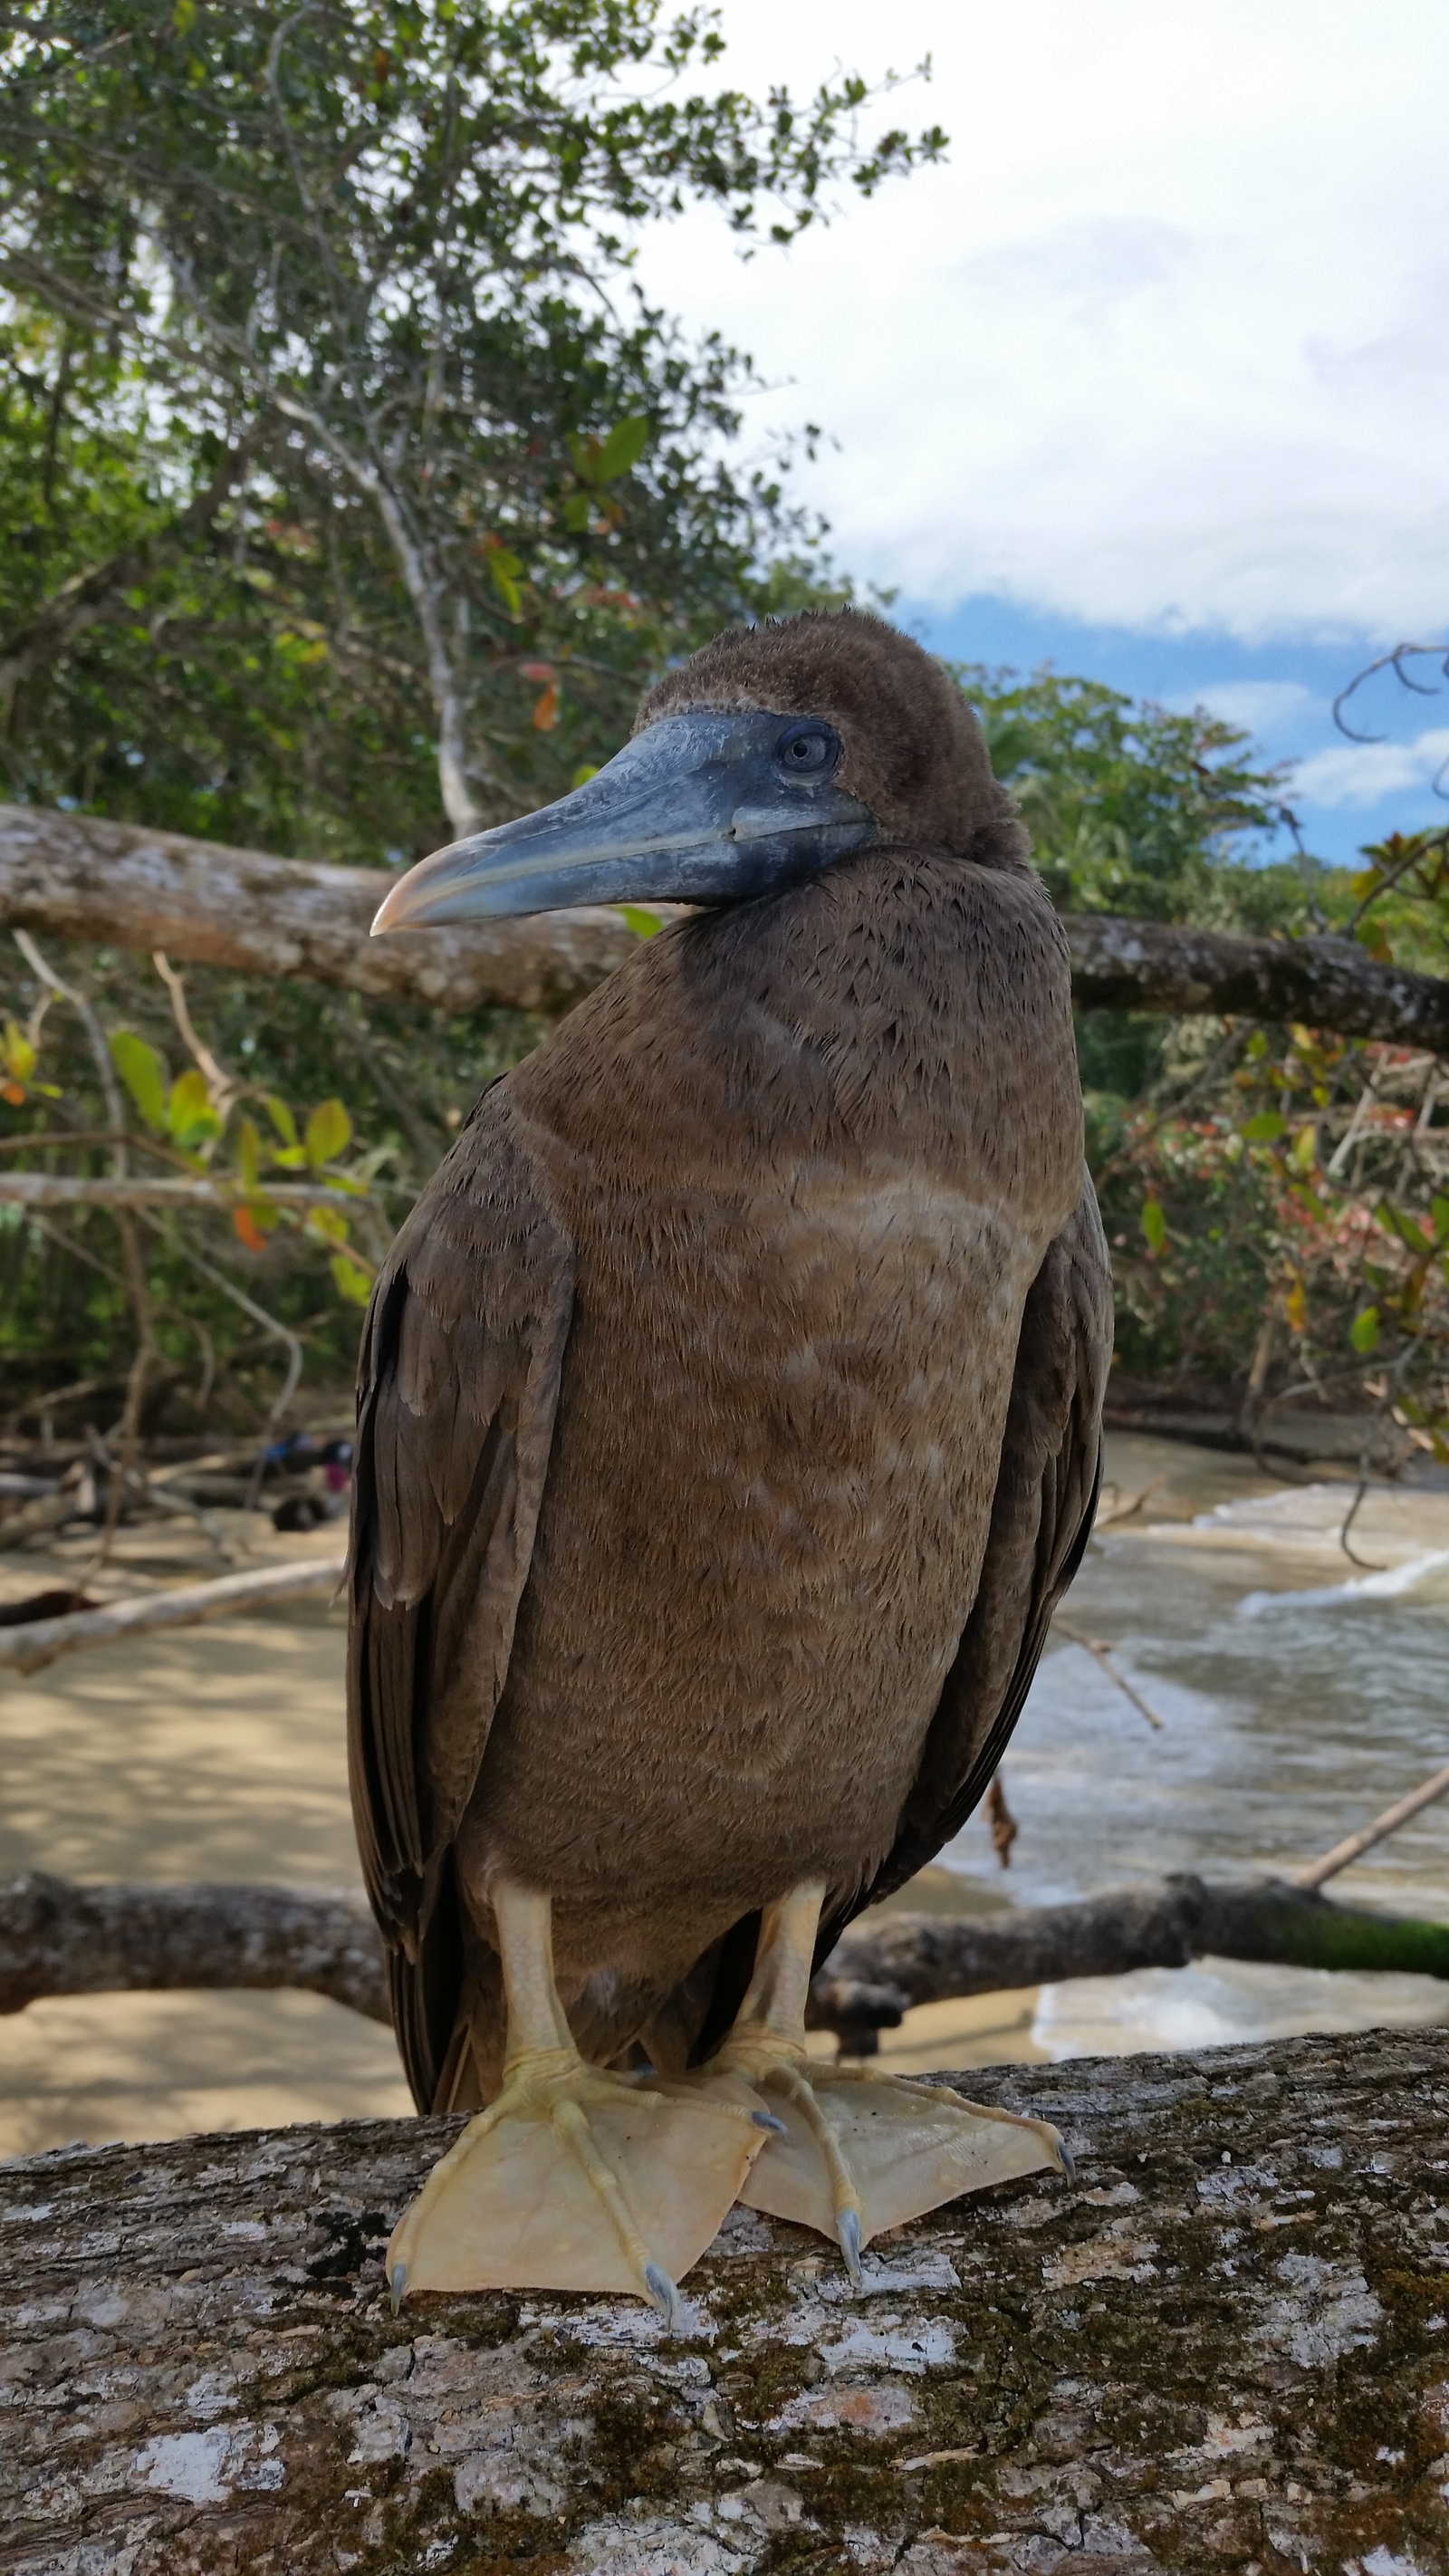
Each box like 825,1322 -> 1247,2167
1237,1545 -> 1449,1618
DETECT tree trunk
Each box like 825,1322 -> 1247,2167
5,801 -> 1449,1046
3,2026 -> 1446,2572
5,1870 -> 1447,2043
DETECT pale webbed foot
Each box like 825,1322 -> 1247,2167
717,2050 -> 1071,2273
388,2043 -> 771,2319
690,1875 -> 1071,2276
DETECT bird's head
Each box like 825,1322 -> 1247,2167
370,610 -> 1014,933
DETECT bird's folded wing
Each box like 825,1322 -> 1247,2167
832,1176 -> 1113,1940
347,1089 -> 574,2101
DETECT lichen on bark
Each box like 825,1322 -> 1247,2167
3,2031 -> 1448,2573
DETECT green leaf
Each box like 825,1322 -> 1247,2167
1141,1197 -> 1166,1254
593,415 -> 650,483
619,905 -> 662,939
264,1096 -> 298,1149
1349,1306 -> 1380,1355
303,1097 -> 351,1168
109,1032 -> 168,1134
488,552 -> 523,614
1242,1111 -> 1287,1144
166,1067 -> 220,1146
236,1115 -> 262,1193
1289,1124 -> 1318,1173
1377,1200 -> 1433,1254
330,1252 -> 374,1306
1433,1197 -> 1449,1243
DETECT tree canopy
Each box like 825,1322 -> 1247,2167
0,0 -> 941,845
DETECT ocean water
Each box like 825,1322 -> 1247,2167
936,1433 -> 1449,2061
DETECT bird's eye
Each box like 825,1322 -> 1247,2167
774,720 -> 840,779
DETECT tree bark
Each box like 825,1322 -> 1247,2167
5,1870 -> 1446,2041
0,1871 -> 386,2023
0,1173 -> 370,1216
0,801 -> 643,1017
1063,911 -> 1449,1051
3,2025 -> 1447,2573
5,801 -> 1449,1044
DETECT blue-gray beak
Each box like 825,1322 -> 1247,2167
370,708 -> 877,933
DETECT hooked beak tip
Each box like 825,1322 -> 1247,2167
370,876 -> 421,937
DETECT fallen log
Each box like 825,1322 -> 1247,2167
0,1871 -> 386,2022
5,800 -> 1449,1047
811,1876 -> 1449,2045
0,1555 -> 347,1673
3,2026 -> 1446,2572
5,1871 -> 1446,2044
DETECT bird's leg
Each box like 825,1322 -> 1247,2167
387,1879 -> 772,2321
700,1879 -> 1071,2280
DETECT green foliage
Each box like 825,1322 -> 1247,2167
108,1033 -> 167,1135
958,665 -> 1294,926
0,0 -> 939,847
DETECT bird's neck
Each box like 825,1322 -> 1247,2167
523,843 -> 1084,1232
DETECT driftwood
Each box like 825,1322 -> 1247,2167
0,1557 -> 347,1675
6,1871 -> 1449,2049
5,799 -> 1449,1046
811,1878 -> 1449,2049
3,2026 -> 1447,2571
1293,1759 -> 1449,1890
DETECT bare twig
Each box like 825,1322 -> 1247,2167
984,1773 -> 1017,1869
1091,1475 -> 1165,1532
150,949 -> 239,1123
1291,1759 -> 1449,1890
1051,1617 -> 1166,1730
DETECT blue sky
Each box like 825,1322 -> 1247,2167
903,597 -> 1446,871
631,0 -> 1449,876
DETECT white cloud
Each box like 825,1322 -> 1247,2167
1290,729 -> 1449,811
633,0 -> 1449,641
1179,682 -> 1313,739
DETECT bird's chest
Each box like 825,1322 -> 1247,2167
551,1144 -> 1048,1643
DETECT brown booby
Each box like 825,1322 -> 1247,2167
352,610 -> 1112,2320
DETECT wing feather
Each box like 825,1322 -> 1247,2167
819,1176 -> 1113,1960
347,1088 -> 573,2110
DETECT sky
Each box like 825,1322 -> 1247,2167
630,0 -> 1449,868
